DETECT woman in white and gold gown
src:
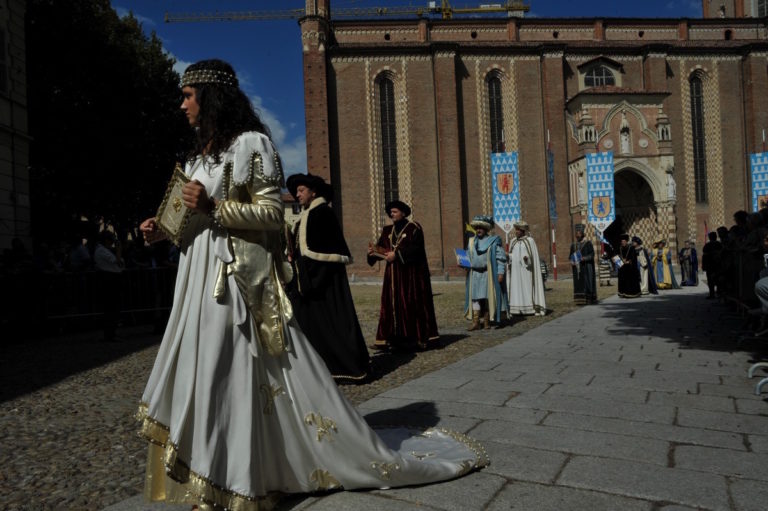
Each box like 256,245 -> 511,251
137,60 -> 487,511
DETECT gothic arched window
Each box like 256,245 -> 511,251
378,77 -> 399,204
487,74 -> 504,152
690,75 -> 707,203
584,66 -> 616,87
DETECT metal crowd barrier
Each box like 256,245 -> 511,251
0,266 -> 178,337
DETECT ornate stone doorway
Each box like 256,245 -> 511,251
614,168 -> 659,244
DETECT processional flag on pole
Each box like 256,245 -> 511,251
586,151 -> 616,235
750,152 -> 768,212
491,151 -> 521,234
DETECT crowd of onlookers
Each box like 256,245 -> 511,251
0,220 -> 179,278
1,218 -> 179,340
701,209 -> 768,330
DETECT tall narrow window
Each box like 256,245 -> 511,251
379,77 -> 399,203
487,75 -> 504,152
758,0 -> 768,17
690,75 -> 707,203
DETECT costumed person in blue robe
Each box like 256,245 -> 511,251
679,240 -> 699,286
464,215 -> 507,330
569,224 -> 597,304
653,239 -> 680,289
633,236 -> 658,295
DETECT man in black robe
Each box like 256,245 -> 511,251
287,173 -> 370,382
569,224 -> 597,304
617,233 -> 641,298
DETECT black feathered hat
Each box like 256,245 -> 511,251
286,173 -> 333,202
385,200 -> 411,218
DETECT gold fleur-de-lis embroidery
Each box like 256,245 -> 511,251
370,461 -> 401,481
304,412 -> 338,442
309,469 -> 341,491
410,451 -> 435,461
172,197 -> 182,212
260,384 -> 285,415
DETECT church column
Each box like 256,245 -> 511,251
432,46 -> 465,272
300,2 -> 332,183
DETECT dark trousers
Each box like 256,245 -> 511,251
705,270 -> 717,298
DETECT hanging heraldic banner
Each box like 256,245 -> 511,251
586,152 -> 616,235
491,151 -> 521,234
751,152 -> 768,212
156,163 -> 192,246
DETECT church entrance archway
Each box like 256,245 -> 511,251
614,168 -> 658,244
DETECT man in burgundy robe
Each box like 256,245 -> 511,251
367,200 -> 440,351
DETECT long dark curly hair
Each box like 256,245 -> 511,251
183,59 -> 272,162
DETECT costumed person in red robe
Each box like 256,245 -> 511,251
287,173 -> 371,383
367,200 -> 439,351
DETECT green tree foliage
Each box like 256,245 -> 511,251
26,0 -> 191,239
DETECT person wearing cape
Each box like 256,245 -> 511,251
506,220 -> 547,316
286,172 -> 371,382
569,224 -> 597,304
463,214 -> 508,329
137,59 -> 486,511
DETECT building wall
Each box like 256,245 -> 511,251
0,0 -> 30,251
309,13 -> 768,275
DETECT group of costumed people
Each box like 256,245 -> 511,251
136,59 -> 487,511
615,234 -> 698,298
462,215 -> 547,330
569,225 -> 699,302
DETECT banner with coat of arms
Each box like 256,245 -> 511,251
586,152 -> 616,235
751,152 -> 768,212
491,151 -> 520,234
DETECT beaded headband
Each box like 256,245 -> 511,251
180,69 -> 239,88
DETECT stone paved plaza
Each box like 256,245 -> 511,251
104,283 -> 768,511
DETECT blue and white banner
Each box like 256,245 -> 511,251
491,151 -> 521,234
751,152 -> 768,212
586,152 -> 616,235
546,149 -> 557,222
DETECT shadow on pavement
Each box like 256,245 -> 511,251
599,288 -> 768,360
364,401 -> 440,429
0,326 -> 160,402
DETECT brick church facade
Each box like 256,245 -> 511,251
300,0 -> 768,276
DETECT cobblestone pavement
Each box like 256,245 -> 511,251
111,282 -> 768,511
0,279 -> 613,511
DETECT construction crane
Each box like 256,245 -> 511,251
164,1 -> 530,23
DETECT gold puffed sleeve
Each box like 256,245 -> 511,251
213,138 -> 285,231
214,133 -> 294,357
213,191 -> 284,231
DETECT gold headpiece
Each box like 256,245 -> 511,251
180,69 -> 238,88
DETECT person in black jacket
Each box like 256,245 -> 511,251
286,173 -> 370,382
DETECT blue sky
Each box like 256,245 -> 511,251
112,1 -> 703,175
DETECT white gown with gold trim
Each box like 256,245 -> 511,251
137,132 -> 487,511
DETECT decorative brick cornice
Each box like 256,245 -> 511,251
432,27 -> 506,33
335,28 -> 419,36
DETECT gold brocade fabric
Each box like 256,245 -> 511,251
138,404 -> 281,511
213,155 -> 294,357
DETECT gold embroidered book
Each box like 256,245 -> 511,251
156,163 -> 191,246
